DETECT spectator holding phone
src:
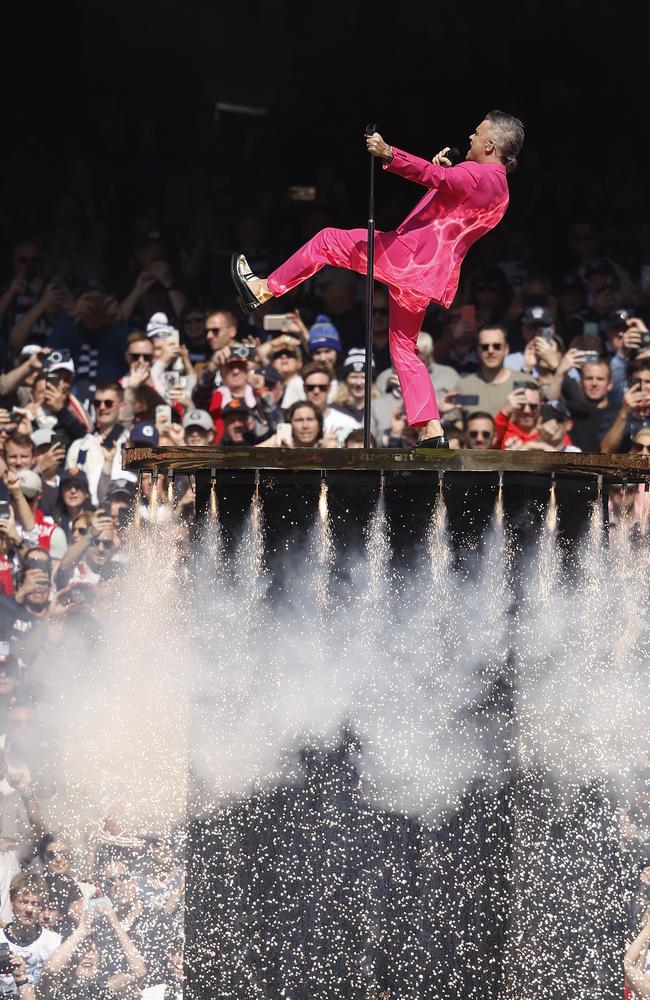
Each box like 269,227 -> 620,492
267,337 -> 304,409
56,508 -> 116,589
545,350 -> 619,452
0,873 -> 61,994
600,359 -> 650,454
455,325 -> 517,417
511,399 -> 580,452
505,306 -> 564,377
257,401 -> 330,449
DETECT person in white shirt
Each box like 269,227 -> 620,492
0,873 -> 61,995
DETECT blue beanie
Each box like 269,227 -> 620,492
308,314 -> 341,353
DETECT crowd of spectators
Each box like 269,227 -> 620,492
1,99 -> 650,998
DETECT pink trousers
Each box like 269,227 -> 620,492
267,227 -> 440,427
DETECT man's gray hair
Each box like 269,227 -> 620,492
485,110 -> 525,173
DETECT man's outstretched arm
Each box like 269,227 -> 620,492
366,131 -> 480,195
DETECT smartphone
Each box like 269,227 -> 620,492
163,371 -> 182,390
156,405 -> 172,425
0,501 -> 11,520
263,314 -> 294,333
455,394 -> 479,406
459,305 -> 476,332
10,409 -> 24,423
117,507 -> 132,534
276,422 -> 293,446
289,185 -> 317,202
582,351 -> 600,365
513,380 -> 531,389
537,326 -> 555,344
45,371 -> 61,386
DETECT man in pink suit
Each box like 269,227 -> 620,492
232,110 -> 524,446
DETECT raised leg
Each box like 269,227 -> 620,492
267,227 -> 369,297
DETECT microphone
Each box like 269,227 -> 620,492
445,147 -> 461,165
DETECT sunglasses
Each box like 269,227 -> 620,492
205,326 -> 222,335
73,526 -> 89,536
468,429 -> 492,439
94,399 -> 115,409
478,342 -> 505,352
520,403 -> 540,412
45,849 -> 71,861
631,443 -> 650,454
93,538 -> 114,549
272,350 -> 295,360
304,382 -> 329,392
373,306 -> 389,316
128,352 -> 153,362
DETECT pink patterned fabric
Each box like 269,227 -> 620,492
267,150 -> 509,427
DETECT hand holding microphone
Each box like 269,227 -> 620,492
432,146 -> 461,167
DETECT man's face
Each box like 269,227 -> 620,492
346,372 -> 365,401
185,425 -> 214,446
21,553 -> 51,610
291,406 -> 320,445
581,362 -> 611,403
5,441 -> 34,470
105,863 -> 138,905
75,940 -> 100,981
311,347 -> 338,371
538,416 -> 569,447
222,361 -> 248,391
466,417 -> 495,449
40,904 -> 64,930
183,311 -> 206,345
126,339 -> 153,369
514,388 -> 541,430
223,415 -> 247,442
467,119 -> 495,163
303,373 -> 331,414
271,349 -> 300,378
477,329 -> 507,371
45,839 -> 72,876
630,431 -> 650,455
94,390 -> 121,431
88,525 -> 115,568
12,890 -> 43,928
205,312 -> 237,351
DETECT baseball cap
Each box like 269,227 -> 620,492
17,468 -> 43,499
222,398 -> 251,418
182,409 -> 214,431
46,350 -> 75,375
308,315 -> 342,353
522,305 -> 554,327
342,348 -> 372,376
313,266 -> 357,288
60,467 -> 89,492
31,428 -> 56,448
259,365 -> 283,386
105,478 -> 137,501
129,422 -> 160,447
540,399 -> 571,423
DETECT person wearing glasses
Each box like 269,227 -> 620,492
232,111 -> 524,447
65,382 -> 129,506
494,382 -> 543,449
55,507 -> 116,589
464,412 -> 496,449
455,324 -> 518,417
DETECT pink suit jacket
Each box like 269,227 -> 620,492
381,147 -> 509,308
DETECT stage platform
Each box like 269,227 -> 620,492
123,445 -> 650,481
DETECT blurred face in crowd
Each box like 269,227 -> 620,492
74,939 -> 100,981
13,241 -> 42,280
221,360 -> 248,394
303,372 -> 332,414
94,388 -> 121,432
630,429 -> 650,455
5,439 -> 34,470
87,523 -> 115,571
311,346 -> 338,372
71,512 -> 92,543
44,837 -> 73,877
104,861 -> 138,907
62,481 -> 89,515
513,387 -> 541,431
0,659 -> 19,699
271,348 -> 301,381
581,362 -> 611,404
126,337 -> 153,370
222,414 -> 248,443
345,371 -> 365,405
477,327 -> 507,372
7,703 -> 38,754
20,550 -> 51,612
538,415 -> 571,447
205,311 -> 237,352
40,902 -> 65,930
182,310 -> 206,345
184,423 -> 214,446
32,375 -> 47,406
290,405 -> 321,447
466,416 -> 495,449
12,888 -> 44,930
372,289 -> 390,340
109,498 -> 130,532
51,370 -> 73,401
